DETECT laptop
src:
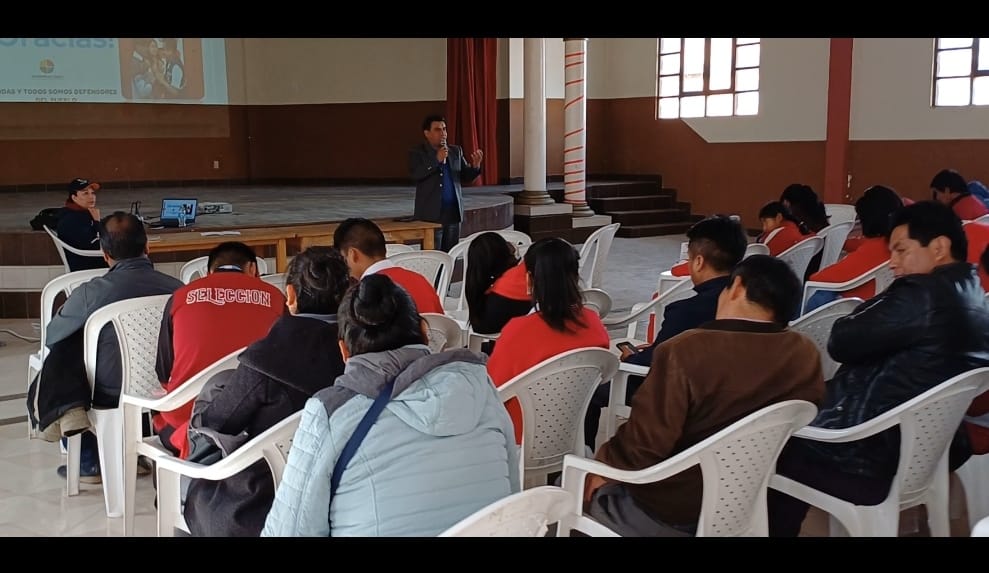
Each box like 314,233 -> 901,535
160,198 -> 198,228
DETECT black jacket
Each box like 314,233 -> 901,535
408,142 -> 481,224
801,262 -> 989,479
56,207 -> 107,272
183,313 -> 346,537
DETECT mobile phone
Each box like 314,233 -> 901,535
616,342 -> 639,354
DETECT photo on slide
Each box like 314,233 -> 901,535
119,38 -> 204,100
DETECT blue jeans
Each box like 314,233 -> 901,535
61,431 -> 99,472
804,290 -> 842,314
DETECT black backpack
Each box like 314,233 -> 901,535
30,207 -> 62,231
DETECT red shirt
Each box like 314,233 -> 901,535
759,220 -> 807,256
964,222 -> 989,292
488,262 -> 530,301
808,236 -> 889,301
154,271 -> 285,458
487,306 -> 610,444
952,195 -> 989,221
375,265 -> 444,314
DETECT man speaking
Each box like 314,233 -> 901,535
408,114 -> 484,252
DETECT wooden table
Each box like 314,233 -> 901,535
146,219 -> 441,273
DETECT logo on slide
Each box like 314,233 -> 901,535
39,59 -> 54,74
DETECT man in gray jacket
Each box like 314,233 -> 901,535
408,114 -> 483,252
30,211 -> 182,481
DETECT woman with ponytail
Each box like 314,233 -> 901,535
262,273 -> 519,537
464,232 -> 532,335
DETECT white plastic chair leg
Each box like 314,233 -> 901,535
123,405 -> 142,536
157,468 -> 181,537
925,460 -> 952,537
92,409 -> 124,518
957,454 -> 989,532
66,433 -> 81,496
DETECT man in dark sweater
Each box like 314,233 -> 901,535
584,215 -> 748,450
584,255 -> 825,536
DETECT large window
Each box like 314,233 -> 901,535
933,38 -> 989,107
657,37 -> 760,119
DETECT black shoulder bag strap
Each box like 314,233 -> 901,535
330,379 -> 396,500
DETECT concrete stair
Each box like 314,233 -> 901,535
585,179 -> 701,238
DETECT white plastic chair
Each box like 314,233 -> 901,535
180,256 -> 269,283
604,278 -> 696,346
65,294 -> 171,518
496,347 -> 620,489
444,230 -> 532,314
825,204 -> 858,226
800,259 -> 893,315
27,268 -> 108,439
562,400 -> 818,537
385,243 -> 416,256
744,242 -> 770,258
387,250 -> 454,299
769,367 -> 989,537
119,346 -> 246,536
788,297 -> 862,381
43,225 -> 104,274
777,236 -> 825,281
603,362 -> 650,440
973,514 -> 989,536
578,223 -> 620,289
260,272 -> 287,293
957,454 -> 989,533
421,312 -> 465,352
460,229 -> 534,257
816,220 -> 855,269
438,486 -> 612,537
581,288 -> 613,319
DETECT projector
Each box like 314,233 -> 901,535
198,202 -> 233,215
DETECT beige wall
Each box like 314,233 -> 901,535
238,38 -> 447,105
850,37 -> 989,141
587,38 -> 830,143
499,38 -> 568,100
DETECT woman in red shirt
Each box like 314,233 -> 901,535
757,201 -> 809,256
465,232 -> 533,335
804,185 -> 902,313
486,237 -> 610,444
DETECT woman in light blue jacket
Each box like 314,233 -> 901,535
262,273 -> 520,537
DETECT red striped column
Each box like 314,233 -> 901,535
564,38 -> 593,216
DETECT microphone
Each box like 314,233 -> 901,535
440,138 -> 448,164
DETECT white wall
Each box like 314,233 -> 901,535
587,38 -> 830,143
851,37 -> 989,140
241,38 -> 447,105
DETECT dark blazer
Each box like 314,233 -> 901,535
56,207 -> 107,271
624,275 -> 731,367
408,141 -> 481,224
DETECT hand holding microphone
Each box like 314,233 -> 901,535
437,138 -> 449,164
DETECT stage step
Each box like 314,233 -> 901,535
617,221 -> 701,238
584,179 -> 702,238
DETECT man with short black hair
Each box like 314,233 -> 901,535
333,218 -> 444,314
154,241 -> 285,459
584,215 -> 749,450
931,168 -> 989,221
29,211 -> 183,482
769,200 -> 989,536
408,114 -> 483,252
583,255 -> 824,536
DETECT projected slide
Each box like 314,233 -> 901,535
0,38 -> 228,104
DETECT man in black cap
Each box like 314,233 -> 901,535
56,178 -> 109,271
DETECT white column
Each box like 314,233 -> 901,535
563,38 -> 593,216
518,37 -> 554,205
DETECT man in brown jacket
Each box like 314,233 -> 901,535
585,254 -> 825,536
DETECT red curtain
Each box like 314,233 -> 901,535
446,38 -> 498,186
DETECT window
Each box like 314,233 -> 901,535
657,38 -> 760,119
933,38 -> 989,107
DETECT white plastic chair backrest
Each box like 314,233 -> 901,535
461,229 -> 533,257
84,295 -> 171,398
973,515 -> 989,537
385,243 -> 415,256
181,256 -> 270,284
497,347 -> 620,473
817,221 -> 855,268
761,227 -> 783,247
39,268 -> 108,350
777,236 -> 825,280
874,262 -> 896,294
43,225 -> 103,274
260,273 -> 287,293
438,486 -> 577,537
692,400 -> 818,536
421,312 -> 464,352
789,297 -> 862,380
578,223 -> 620,289
388,250 -> 454,297
581,288 -> 612,319
744,243 -> 770,259
825,204 -> 857,226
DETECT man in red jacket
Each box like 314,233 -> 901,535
154,242 -> 285,458
333,218 -> 444,314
